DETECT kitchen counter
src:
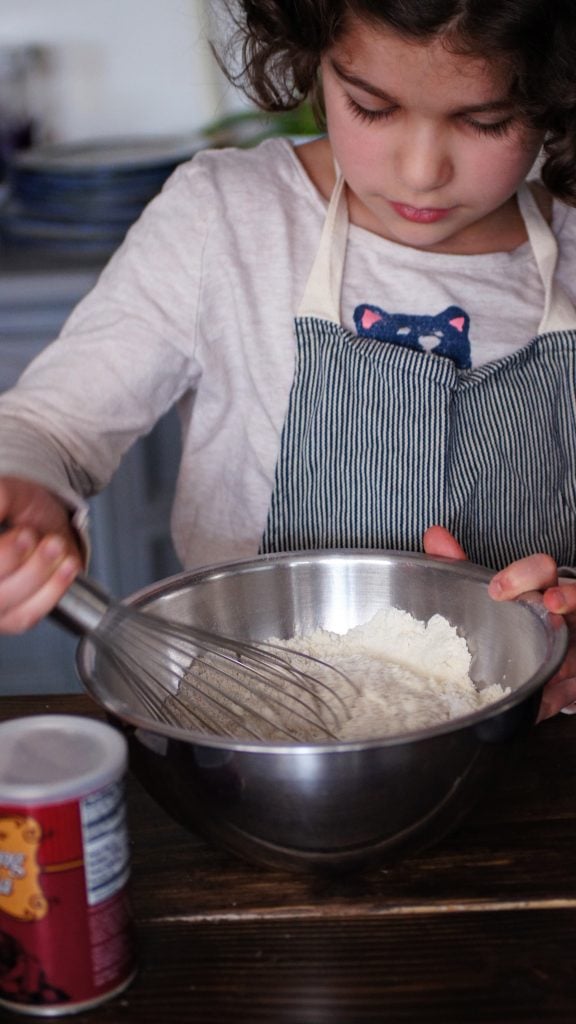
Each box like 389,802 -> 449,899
1,693 -> 576,1023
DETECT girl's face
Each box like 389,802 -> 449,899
320,19 -> 544,253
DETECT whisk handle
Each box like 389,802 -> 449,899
54,573 -> 113,636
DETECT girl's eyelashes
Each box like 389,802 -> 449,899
464,115 -> 516,138
345,95 -> 396,123
345,94 -> 516,138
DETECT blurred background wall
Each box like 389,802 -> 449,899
0,0 -> 233,144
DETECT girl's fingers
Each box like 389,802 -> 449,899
538,676 -> 576,721
420,537 -> 576,722
0,527 -> 38,577
423,525 -> 467,560
0,534 -> 80,633
488,553 -> 558,600
542,584 -> 576,616
0,563 -> 78,633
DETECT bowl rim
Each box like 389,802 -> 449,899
76,549 -> 568,752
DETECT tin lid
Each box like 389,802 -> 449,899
0,715 -> 127,804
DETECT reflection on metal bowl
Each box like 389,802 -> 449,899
76,550 -> 567,872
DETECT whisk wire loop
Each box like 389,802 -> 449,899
60,574 -> 357,743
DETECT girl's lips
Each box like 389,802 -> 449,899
390,201 -> 452,224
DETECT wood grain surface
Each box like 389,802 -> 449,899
1,693 -> 575,1023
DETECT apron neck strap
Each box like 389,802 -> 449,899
297,171 -> 348,322
517,182 -> 576,334
298,174 -> 576,332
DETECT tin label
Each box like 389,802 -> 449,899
0,781 -> 135,1014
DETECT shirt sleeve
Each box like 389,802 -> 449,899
0,156 -> 212,509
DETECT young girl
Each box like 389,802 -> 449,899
0,0 -> 575,717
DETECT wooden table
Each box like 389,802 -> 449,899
1,694 -> 576,1023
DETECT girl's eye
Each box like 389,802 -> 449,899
345,96 -> 396,124
344,93 -> 516,137
464,116 -> 515,138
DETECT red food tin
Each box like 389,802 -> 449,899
0,715 -> 136,1016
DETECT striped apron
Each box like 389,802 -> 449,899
261,177 -> 576,571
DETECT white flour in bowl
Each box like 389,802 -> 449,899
272,607 -> 509,740
171,607 -> 510,743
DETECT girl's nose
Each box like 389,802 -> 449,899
395,125 -> 453,194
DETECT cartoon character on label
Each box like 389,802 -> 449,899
0,929 -> 69,1006
0,815 -> 70,1006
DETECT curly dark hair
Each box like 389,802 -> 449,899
217,0 -> 576,204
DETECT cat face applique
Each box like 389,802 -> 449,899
353,303 -> 472,369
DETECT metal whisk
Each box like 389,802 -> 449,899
56,573 -> 357,742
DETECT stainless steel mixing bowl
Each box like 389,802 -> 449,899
76,551 -> 567,872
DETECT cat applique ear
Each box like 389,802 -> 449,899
354,304 -> 388,335
442,305 -> 470,336
435,306 -> 472,368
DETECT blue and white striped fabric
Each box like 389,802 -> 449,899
261,180 -> 576,570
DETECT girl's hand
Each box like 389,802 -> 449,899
487,555 -> 576,719
423,526 -> 576,720
0,477 -> 82,633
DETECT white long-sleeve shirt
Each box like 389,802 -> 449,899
1,138 -> 575,569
